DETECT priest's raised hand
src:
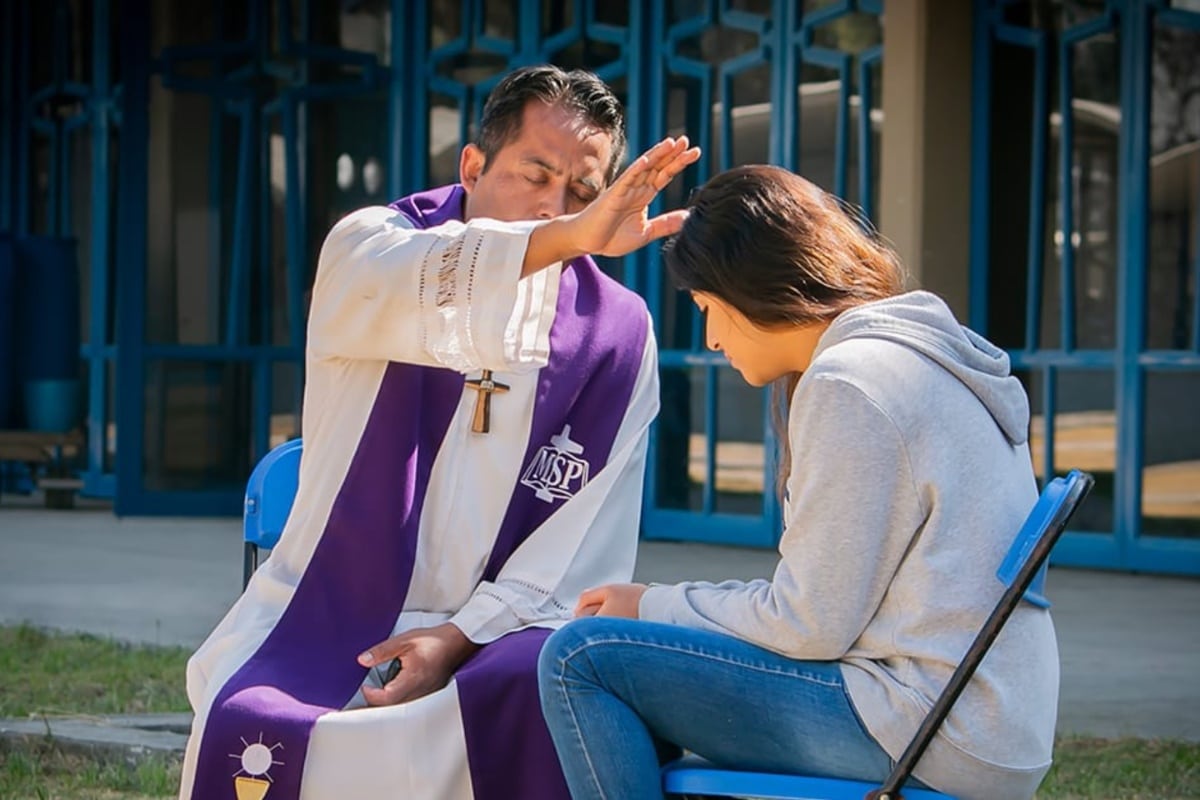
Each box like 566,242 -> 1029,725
521,135 -> 700,277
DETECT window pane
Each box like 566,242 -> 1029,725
1147,19 -> 1199,351
143,360 -> 251,491
714,368 -> 765,516
1142,371 -> 1200,538
656,366 -> 704,511
1027,367 -> 1116,533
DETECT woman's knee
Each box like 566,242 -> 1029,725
537,617 -> 630,690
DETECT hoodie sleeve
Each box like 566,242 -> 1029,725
638,372 -> 927,659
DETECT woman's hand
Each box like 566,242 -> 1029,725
523,137 -> 700,275
574,582 -> 649,619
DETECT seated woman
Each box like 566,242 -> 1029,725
537,165 -> 1056,800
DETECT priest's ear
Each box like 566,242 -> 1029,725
460,144 -> 487,193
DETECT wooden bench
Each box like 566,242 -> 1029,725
0,429 -> 85,508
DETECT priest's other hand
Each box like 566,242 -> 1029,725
522,136 -> 701,276
575,582 -> 648,619
357,622 -> 480,706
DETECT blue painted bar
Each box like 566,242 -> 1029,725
1008,349 -> 1117,368
15,3 -> 30,235
799,0 -> 854,31
79,344 -> 117,359
1049,532 -> 1122,570
121,489 -> 245,517
1158,7 -> 1200,31
1135,351 -> 1200,368
1114,0 -> 1153,564
138,345 -> 303,360
539,0 -> 584,56
387,0 -> 405,198
968,0 -> 995,333
1058,34 -> 1076,351
625,0 -> 649,299
993,22 -> 1042,48
760,383 -> 782,537
85,0 -> 114,494
1025,32 -> 1050,351
0,0 -> 12,231
252,354 -> 271,468
660,350 -> 728,368
642,508 -> 777,547
797,42 -> 851,197
1194,198 -> 1200,354
644,0 -> 667,345
257,105 -> 273,350
113,0 -> 150,516
702,365 -> 717,514
225,101 -> 256,346
1041,365 -> 1056,486
859,44 -> 882,220
1127,541 -> 1200,576
282,94 -> 305,364
772,0 -> 795,169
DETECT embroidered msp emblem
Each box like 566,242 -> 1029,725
521,424 -> 590,503
230,733 -> 284,800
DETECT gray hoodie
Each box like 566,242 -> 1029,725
639,290 -> 1057,800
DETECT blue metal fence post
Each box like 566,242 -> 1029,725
114,0 -> 150,517
388,0 -> 429,197
15,2 -> 31,236
84,0 -> 116,496
1114,0 -> 1153,566
0,0 -> 13,231
968,0 -> 993,334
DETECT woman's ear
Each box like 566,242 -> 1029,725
459,144 -> 486,193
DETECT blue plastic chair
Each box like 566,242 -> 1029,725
661,469 -> 1095,800
242,438 -> 303,588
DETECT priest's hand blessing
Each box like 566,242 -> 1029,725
521,136 -> 701,277
574,582 -> 649,619
357,622 -> 479,706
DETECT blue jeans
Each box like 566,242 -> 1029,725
537,617 -> 897,800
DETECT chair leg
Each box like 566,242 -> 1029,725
243,542 -> 259,590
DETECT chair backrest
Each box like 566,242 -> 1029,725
870,469 -> 1094,800
243,438 -> 303,550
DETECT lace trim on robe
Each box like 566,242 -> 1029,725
419,229 -> 482,372
417,219 -> 555,374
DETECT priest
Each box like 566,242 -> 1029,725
178,65 -> 700,800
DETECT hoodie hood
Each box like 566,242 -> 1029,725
815,290 -> 1030,445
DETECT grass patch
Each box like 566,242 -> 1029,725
1037,736 -> 1200,799
0,624 -> 190,719
0,625 -> 1198,798
1,624 -> 189,799
0,738 -> 181,800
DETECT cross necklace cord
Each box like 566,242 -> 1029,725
465,370 -> 510,434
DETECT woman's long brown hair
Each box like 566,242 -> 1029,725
662,165 -> 907,502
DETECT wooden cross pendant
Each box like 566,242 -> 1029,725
465,370 -> 510,434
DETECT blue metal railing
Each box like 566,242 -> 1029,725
14,0 -> 881,535
9,0 -> 121,497
971,0 -> 1200,575
639,0 -> 884,547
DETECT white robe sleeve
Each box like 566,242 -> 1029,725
447,317 -> 660,644
307,206 -> 559,373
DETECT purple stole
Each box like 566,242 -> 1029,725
188,185 -> 648,800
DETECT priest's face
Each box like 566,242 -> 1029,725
459,101 -> 614,223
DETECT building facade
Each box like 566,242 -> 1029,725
1,0 -> 1197,575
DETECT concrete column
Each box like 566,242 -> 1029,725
879,0 -> 974,320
